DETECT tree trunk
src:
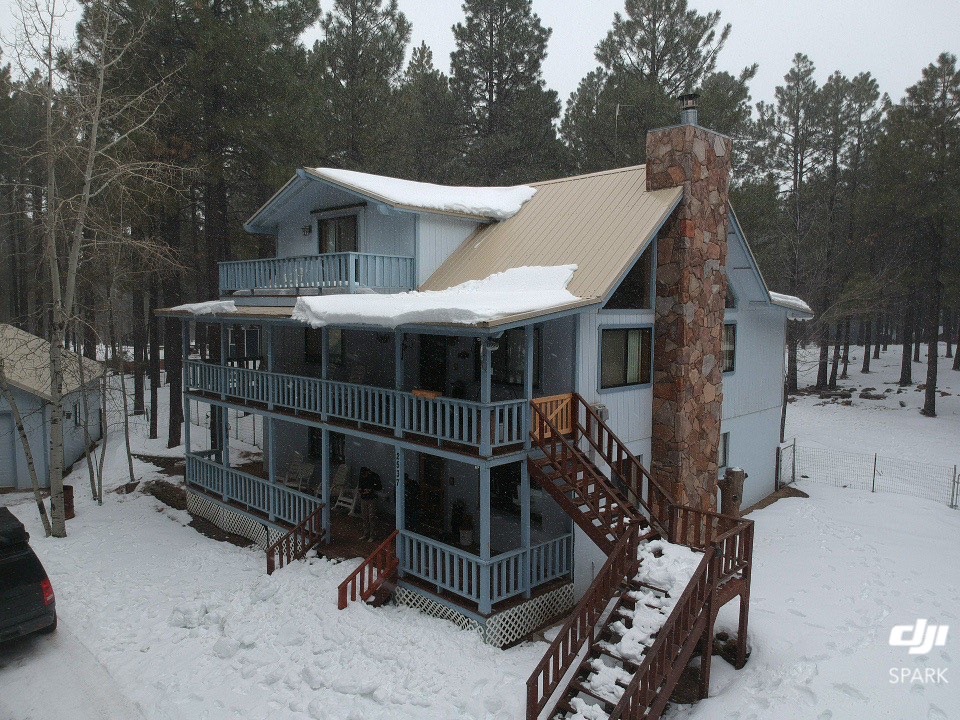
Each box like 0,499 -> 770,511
166,318 -> 183,448
75,347 -> 98,501
861,316 -> 872,373
149,276 -> 160,440
922,228 -> 943,417
132,285 -> 146,415
945,310 -> 953,359
109,285 -> 137,484
879,314 -> 886,354
899,301 -> 914,386
786,321 -> 798,392
816,324 -> 830,390
828,323 -> 842,388
840,318 -> 850,380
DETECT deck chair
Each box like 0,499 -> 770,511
283,452 -> 315,492
331,464 -> 359,516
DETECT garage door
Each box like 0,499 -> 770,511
0,414 -> 15,489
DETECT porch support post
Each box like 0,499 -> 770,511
395,447 -> 405,573
520,460 -> 531,598
524,325 -> 534,450
266,323 -> 276,522
182,321 -> 191,459
321,427 -> 331,543
320,327 -> 329,420
394,330 -> 404,438
219,321 -> 227,401
479,464 -> 492,614
480,337 -> 493,457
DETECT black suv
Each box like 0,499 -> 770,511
0,507 -> 57,642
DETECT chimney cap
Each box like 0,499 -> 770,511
679,93 -> 700,125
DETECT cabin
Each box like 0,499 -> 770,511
0,324 -> 104,491
160,96 -> 811,717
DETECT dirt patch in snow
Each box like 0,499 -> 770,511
743,484 -> 808,515
134,453 -> 185,479
143,478 -> 252,548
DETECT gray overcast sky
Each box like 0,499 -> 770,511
3,0 -> 957,108
306,0 -> 958,107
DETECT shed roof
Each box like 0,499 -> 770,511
420,165 -> 682,302
0,324 -> 104,401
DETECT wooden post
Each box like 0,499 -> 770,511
182,322 -> 191,458
480,337 -> 493,457
524,325 -> 534,450
395,330 -> 404,438
321,428 -> 331,543
479,464 -> 491,614
718,468 -> 745,518
872,454 -> 878,493
320,327 -> 329,421
520,460 -> 531,598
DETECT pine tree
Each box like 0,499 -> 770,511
390,43 -> 461,181
450,0 -> 563,184
561,0 -> 754,173
314,0 -> 411,172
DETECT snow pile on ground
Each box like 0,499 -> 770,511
292,265 -> 580,328
170,300 -> 238,315
786,343 -> 959,466
311,168 -> 536,221
670,484 -> 960,720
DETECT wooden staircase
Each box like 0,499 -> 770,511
337,529 -> 400,609
526,394 -> 754,720
266,503 -> 326,575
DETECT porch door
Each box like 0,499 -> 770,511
418,335 -> 448,393
319,215 -> 358,254
417,454 -> 446,540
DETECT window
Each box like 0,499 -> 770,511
725,287 -> 736,309
600,327 -> 652,389
304,328 -> 344,366
718,431 -> 730,470
73,402 -> 81,427
722,323 -> 736,373
605,246 -> 653,310
319,214 -> 358,254
484,328 -> 542,387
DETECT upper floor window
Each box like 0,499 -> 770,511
319,214 -> 358,254
722,323 -> 736,373
718,431 -> 730,470
479,328 -> 542,387
304,327 -> 344,366
605,246 -> 653,310
600,327 -> 652,389
725,287 -> 736,309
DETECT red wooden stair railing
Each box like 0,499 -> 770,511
525,395 -> 754,720
266,503 -> 326,575
337,529 -> 400,609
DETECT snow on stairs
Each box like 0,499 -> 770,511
553,540 -> 701,720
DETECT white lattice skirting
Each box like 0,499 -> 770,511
186,489 -> 285,550
394,583 -> 575,648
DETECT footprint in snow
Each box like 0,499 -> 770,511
928,704 -> 948,719
831,683 -> 868,702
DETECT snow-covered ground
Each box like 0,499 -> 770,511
786,342 -> 959,467
2,346 -> 959,719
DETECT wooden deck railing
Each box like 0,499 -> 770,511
337,530 -> 400,609
266,503 -> 326,575
526,524 -> 642,720
186,454 -> 323,526
669,505 -> 754,586
530,394 -> 573,440
186,361 -> 526,454
572,394 -> 673,536
218,252 -> 415,294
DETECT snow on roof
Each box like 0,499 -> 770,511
170,300 -> 238,315
292,265 -> 580,329
769,291 -> 814,319
0,324 -> 103,401
307,168 -> 537,221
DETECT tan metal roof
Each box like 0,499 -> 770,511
0,324 -> 104,401
420,165 -> 682,302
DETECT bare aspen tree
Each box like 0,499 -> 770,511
0,359 -> 53,536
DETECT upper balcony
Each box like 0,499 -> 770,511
219,253 -> 415,296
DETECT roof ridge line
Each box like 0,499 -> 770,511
531,165 -> 646,187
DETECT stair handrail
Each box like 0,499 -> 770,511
607,547 -> 719,720
572,394 -> 673,536
526,523 -> 641,720
530,400 -> 641,529
668,505 -> 754,588
266,503 -> 325,575
337,529 -> 400,609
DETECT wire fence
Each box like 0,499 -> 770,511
779,440 -> 960,509
187,399 -> 263,449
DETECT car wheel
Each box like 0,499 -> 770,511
40,613 -> 57,634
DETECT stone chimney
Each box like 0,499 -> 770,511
646,94 -> 731,512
